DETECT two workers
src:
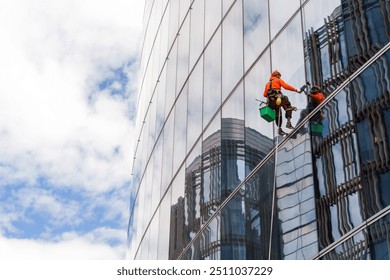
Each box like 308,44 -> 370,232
263,70 -> 325,136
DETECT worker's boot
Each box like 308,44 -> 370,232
286,117 -> 294,129
278,128 -> 287,136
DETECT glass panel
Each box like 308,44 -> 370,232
222,0 -> 244,100
159,6 -> 170,70
168,0 -> 180,49
151,135 -> 163,207
155,67 -> 167,138
269,0 -> 300,39
270,15 -> 306,130
221,88 -> 245,193
127,189 -> 139,259
189,0 -> 205,70
157,187 -> 172,259
205,0 -> 221,44
148,211 -> 160,259
176,15 -> 190,95
140,227 -> 150,259
164,41 -> 178,118
184,141 -> 202,258
222,84 -> 244,120
173,84 -> 188,172
179,0 -> 191,26
142,166 -> 153,242
344,0 -> 390,60
273,128 -> 318,259
187,58 -> 203,152
201,114 -> 222,219
244,50 -> 274,141
168,167 -> 186,259
319,211 -> 390,260
302,0 -> 341,33
146,92 -> 157,162
243,0 -> 269,71
183,154 -> 278,259
222,0 -> 234,16
351,50 -> 390,110
161,111 -> 174,195
197,212 -> 222,259
244,159 -> 276,259
203,28 -> 222,129
134,180 -> 146,259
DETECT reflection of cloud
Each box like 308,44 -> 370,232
0,228 -> 125,259
303,0 -> 342,32
269,0 -> 300,38
243,0 -> 269,69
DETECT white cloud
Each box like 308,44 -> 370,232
0,0 -> 143,192
0,0 -> 144,259
0,228 -> 126,259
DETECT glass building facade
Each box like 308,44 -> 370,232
128,0 -> 390,260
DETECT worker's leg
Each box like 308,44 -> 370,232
268,95 -> 286,136
282,96 -> 295,129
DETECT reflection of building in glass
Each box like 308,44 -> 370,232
275,134 -> 319,259
301,0 -> 390,259
128,0 -> 390,260
169,118 -> 274,259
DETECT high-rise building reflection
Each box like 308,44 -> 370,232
128,0 -> 390,260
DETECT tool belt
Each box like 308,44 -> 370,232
267,90 -> 283,103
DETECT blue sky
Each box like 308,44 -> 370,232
0,0 -> 143,259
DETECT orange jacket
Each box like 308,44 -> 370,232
263,76 -> 297,97
309,92 -> 325,106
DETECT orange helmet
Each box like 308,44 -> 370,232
272,70 -> 281,77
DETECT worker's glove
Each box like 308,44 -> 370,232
298,85 -> 308,93
297,89 -> 303,94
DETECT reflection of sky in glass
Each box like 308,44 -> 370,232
189,0 -> 204,69
330,205 -> 341,246
203,29 -> 222,129
204,0 -> 221,44
243,0 -> 269,70
332,142 -> 344,186
303,0 -> 342,32
222,1 -> 243,99
270,0 -> 300,38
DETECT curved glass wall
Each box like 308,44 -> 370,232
128,0 -> 390,260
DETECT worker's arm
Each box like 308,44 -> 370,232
280,80 -> 298,92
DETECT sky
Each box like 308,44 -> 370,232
0,0 -> 144,259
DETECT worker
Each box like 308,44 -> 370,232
297,85 -> 325,124
263,70 -> 302,136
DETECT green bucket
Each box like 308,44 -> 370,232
310,123 -> 323,136
259,106 -> 276,122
